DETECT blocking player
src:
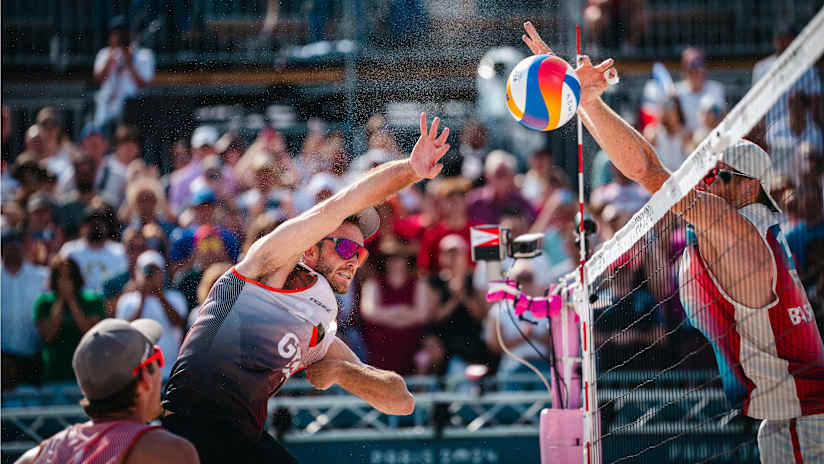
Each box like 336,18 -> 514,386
522,22 -> 824,463
162,114 -> 450,463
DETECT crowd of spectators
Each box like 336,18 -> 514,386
2,37 -> 823,394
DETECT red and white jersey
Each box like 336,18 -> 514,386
33,420 -> 160,464
679,203 -> 824,419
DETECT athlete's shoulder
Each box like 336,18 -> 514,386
125,428 -> 199,464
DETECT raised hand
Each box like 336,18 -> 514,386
409,113 -> 450,179
522,21 -> 616,107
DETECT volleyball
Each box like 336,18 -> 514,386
505,54 -> 581,131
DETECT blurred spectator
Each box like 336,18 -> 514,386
421,234 -> 496,376
753,22 -> 822,130
675,47 -> 726,135
35,107 -> 73,182
102,227 -> 147,315
93,15 -> 156,128
57,124 -> 110,196
24,124 -> 46,160
786,184 -> 824,282
688,94 -> 725,154
34,256 -> 105,382
10,153 -> 49,206
169,189 -> 240,270
2,227 -> 48,389
173,224 -> 235,310
466,150 -> 536,224
241,212 -> 283,258
162,139 -> 192,190
24,193 -> 64,266
765,91 -> 823,186
120,174 -> 176,239
98,124 -> 142,209
237,154 -> 295,218
529,189 -> 579,285
484,259 -> 550,381
116,250 -> 188,379
59,205 -> 128,294
417,177 -> 475,277
521,149 -> 555,207
457,119 -> 489,182
360,243 -> 429,374
1,105 -> 10,160
644,96 -> 689,172
57,152 -> 101,240
169,126 -> 219,213
589,162 -> 651,215
189,262 -> 233,329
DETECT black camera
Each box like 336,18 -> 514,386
469,225 -> 544,262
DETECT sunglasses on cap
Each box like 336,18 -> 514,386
132,345 -> 164,376
322,237 -> 368,266
702,167 -> 757,186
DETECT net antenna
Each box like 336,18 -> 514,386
562,6 -> 824,463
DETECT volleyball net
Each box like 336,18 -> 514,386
569,7 -> 824,463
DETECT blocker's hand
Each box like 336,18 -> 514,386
409,113 -> 450,179
522,21 -> 616,107
305,359 -> 342,390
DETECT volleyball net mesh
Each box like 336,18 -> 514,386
573,7 -> 824,463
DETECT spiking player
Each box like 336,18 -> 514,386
523,22 -> 824,464
162,114 -> 451,463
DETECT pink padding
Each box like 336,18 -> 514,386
486,280 -> 571,320
540,408 -> 583,464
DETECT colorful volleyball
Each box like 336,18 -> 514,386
505,54 -> 581,131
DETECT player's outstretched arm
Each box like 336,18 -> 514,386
523,22 -> 669,196
236,113 -> 449,280
305,337 -> 415,415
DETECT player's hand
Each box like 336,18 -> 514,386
522,22 -> 616,108
409,113 -> 450,179
305,359 -> 343,390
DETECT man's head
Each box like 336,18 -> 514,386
190,188 -> 217,225
26,193 -> 55,230
437,233 -> 469,270
24,125 -> 45,157
430,176 -> 471,221
82,205 -> 113,244
529,149 -> 553,177
72,152 -> 99,194
74,318 -> 164,423
788,92 -> 811,124
484,150 -> 517,199
108,15 -> 130,48
681,47 -> 706,91
302,208 -> 379,294
81,123 -> 110,163
191,126 -> 219,161
114,125 -> 141,164
698,140 -> 782,212
136,249 -> 165,288
35,107 -> 62,146
773,22 -> 800,54
1,226 -> 25,270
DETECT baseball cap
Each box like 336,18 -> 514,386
353,207 -> 380,240
83,205 -> 112,223
136,250 -> 165,277
440,234 -> 468,251
720,139 -> 782,213
73,318 -> 162,400
27,193 -> 54,213
306,172 -> 342,198
191,126 -> 219,149
190,188 -> 217,206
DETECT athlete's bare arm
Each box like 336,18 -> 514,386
235,113 -> 449,283
13,446 -> 39,464
124,429 -> 200,464
305,337 -> 415,415
523,22 -> 774,308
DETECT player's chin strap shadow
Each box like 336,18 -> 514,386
486,280 -> 576,322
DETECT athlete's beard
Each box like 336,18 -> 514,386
314,253 -> 351,294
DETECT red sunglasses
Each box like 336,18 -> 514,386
322,237 -> 368,266
132,345 -> 164,376
703,167 -> 756,186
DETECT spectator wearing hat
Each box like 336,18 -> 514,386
765,91 -> 823,187
2,227 -> 49,390
675,47 -> 726,136
116,251 -> 188,379
169,126 -> 219,214
35,107 -> 73,181
102,227 -> 148,317
172,224 -> 235,311
56,124 -> 110,197
34,256 -> 105,383
120,175 -> 176,240
188,155 -> 235,205
360,241 -> 430,375
93,15 -> 156,128
97,124 -> 143,209
15,319 -> 199,464
466,150 -> 536,225
168,188 -> 239,275
10,152 -> 50,206
56,152 -> 103,241
24,193 -> 64,265
417,176 -> 477,277
58,205 -> 128,295
236,154 -> 296,219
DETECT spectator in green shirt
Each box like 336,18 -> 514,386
35,256 -> 105,382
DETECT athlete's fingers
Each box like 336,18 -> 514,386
524,22 -> 553,55
429,117 -> 440,140
577,55 -> 593,68
594,58 -> 615,72
419,112 -> 427,137
435,126 -> 450,145
428,163 -> 444,178
434,143 -> 450,160
522,34 -> 539,55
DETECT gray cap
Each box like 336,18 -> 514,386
354,207 -> 380,240
72,318 -> 162,400
720,139 -> 782,213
